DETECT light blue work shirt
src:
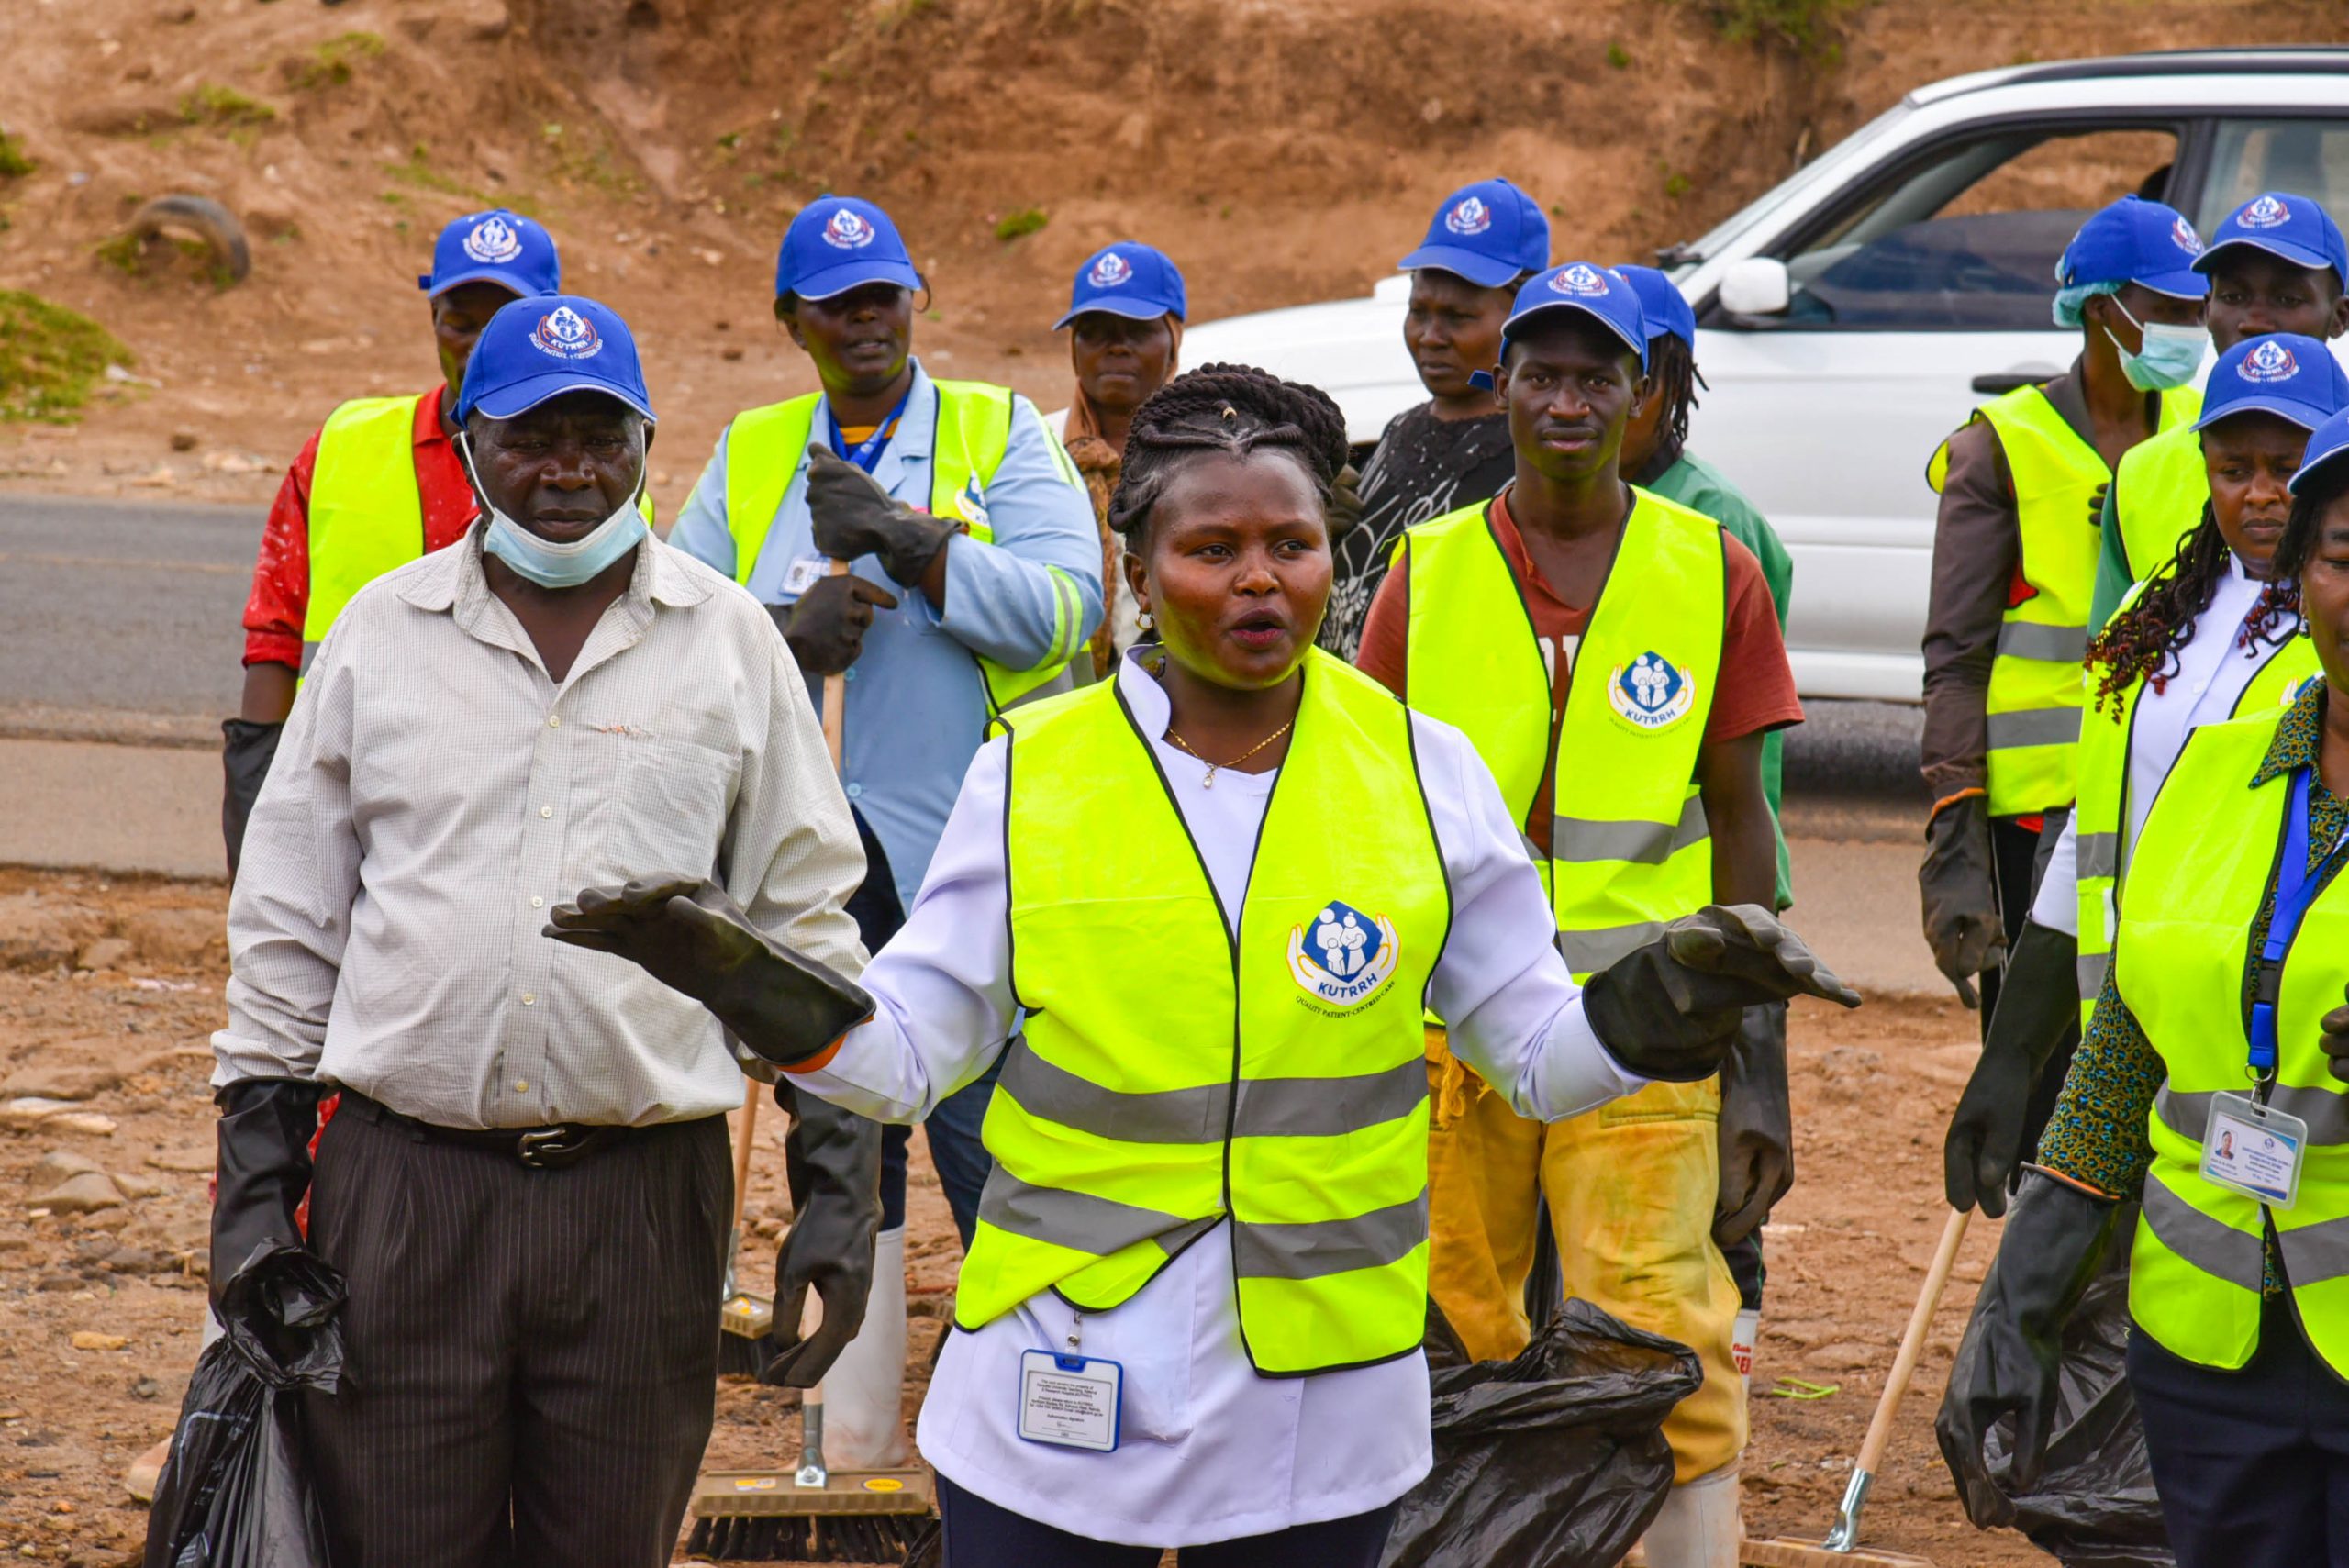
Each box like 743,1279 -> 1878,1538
669,360 -> 1102,910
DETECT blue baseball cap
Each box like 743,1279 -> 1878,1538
1616,264 -> 1697,349
2195,192 -> 2349,291
2056,195 -> 2210,300
2290,406 -> 2349,496
2194,334 -> 2349,435
419,209 -> 561,299
455,295 -> 654,425
1398,178 -> 1550,290
774,196 -> 920,303
1054,241 -> 1186,329
1497,262 -> 1650,372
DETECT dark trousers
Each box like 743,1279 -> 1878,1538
301,1100 -> 732,1568
2129,1296 -> 2349,1566
852,806 -> 996,1247
936,1474 -> 1399,1568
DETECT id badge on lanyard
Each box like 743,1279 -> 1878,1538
2201,766 -> 2348,1210
1017,1311 -> 1122,1452
826,389 -> 912,475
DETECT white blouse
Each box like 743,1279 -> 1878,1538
797,650 -> 1644,1545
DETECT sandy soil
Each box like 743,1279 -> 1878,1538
2,0 -> 2343,517
0,864 -> 2056,1566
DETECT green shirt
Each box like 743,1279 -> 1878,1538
1647,450 -> 1797,909
2087,487 -> 2134,634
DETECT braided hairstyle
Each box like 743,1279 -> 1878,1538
1107,363 -> 1352,549
2086,503 -> 2298,712
1646,332 -> 1700,457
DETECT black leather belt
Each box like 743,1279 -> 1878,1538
342,1092 -> 638,1170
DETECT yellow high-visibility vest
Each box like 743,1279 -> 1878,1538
303,395 -> 427,669
2110,414 -> 2211,583
1394,490 -> 1724,979
2116,705 -> 2349,1378
962,650 -> 1449,1374
721,382 -> 1083,714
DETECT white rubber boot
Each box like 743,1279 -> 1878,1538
1732,1307 -> 1759,1395
819,1225 -> 910,1469
1637,1463 -> 1742,1568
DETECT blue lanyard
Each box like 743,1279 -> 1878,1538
2250,766 -> 2349,1075
825,389 -> 912,474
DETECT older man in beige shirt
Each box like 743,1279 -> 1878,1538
205,297 -> 869,1568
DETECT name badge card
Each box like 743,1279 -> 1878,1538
2200,1090 -> 2306,1209
1018,1350 -> 1122,1452
779,553 -> 830,598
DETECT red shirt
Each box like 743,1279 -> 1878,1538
1354,488 -> 1802,847
240,386 -> 478,670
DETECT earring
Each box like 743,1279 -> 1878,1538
1137,608 -> 1155,632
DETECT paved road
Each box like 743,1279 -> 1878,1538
0,493 -> 1944,990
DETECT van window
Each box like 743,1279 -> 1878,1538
1760,125 -> 2181,331
2197,120 -> 2349,237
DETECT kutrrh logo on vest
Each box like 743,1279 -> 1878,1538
1609,651 -> 1697,730
1287,900 -> 1401,1009
942,473 -> 990,533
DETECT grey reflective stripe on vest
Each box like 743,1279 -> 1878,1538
2077,830 -> 2120,881
2277,1215 -> 2349,1287
2078,951 -> 2110,1004
1233,1188 -> 1429,1282
998,1042 -> 1428,1144
1987,708 -> 2084,750
1553,795 -> 1709,867
2142,1175 -> 2266,1292
1560,920 -> 1664,975
2156,1083 -> 2349,1149
977,1167 -> 1199,1256
1997,621 -> 2089,662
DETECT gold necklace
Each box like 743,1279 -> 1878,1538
1165,719 -> 1294,789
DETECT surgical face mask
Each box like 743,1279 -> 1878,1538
460,432 -> 649,589
2105,296 -> 2210,392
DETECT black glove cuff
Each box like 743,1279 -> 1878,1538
1582,966 -> 1727,1084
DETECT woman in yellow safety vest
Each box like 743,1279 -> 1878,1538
1947,404 -> 2349,1568
1943,332 -> 2348,1216
549,364 -> 1854,1565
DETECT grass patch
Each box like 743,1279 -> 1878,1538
381,142 -> 467,196
1675,0 -> 1863,51
1606,41 -> 1631,69
0,131 -> 32,180
181,83 -> 276,127
285,30 -> 384,91
994,206 -> 1048,242
0,292 -> 132,423
95,233 -> 238,289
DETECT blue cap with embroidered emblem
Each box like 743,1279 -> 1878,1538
2194,192 -> 2349,291
455,295 -> 654,425
775,195 -> 921,303
418,209 -> 561,299
1398,178 -> 1550,290
2288,406 -> 2349,496
2055,195 -> 2210,299
1615,264 -> 1697,349
1497,262 -> 1650,372
2195,334 -> 2349,435
1054,241 -> 1186,329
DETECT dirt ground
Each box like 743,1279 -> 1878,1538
0,863 -> 2050,1566
3,0 -> 2343,513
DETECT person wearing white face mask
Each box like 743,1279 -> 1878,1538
203,294 -> 872,1568
1920,195 -> 2210,1087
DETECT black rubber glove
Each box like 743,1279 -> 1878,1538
210,1077 -> 324,1312
1713,1001 -> 1791,1248
1583,905 -> 1861,1083
762,1082 -> 884,1389
806,446 -> 957,588
220,717 -> 284,881
1936,1170 -> 2121,1491
543,878 -> 874,1068
783,572 -> 900,678
1944,917 -> 2079,1216
1326,462 -> 1365,544
2320,982 -> 2349,1084
1921,791 -> 2006,1008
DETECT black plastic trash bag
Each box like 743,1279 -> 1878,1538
146,1241 -> 346,1568
1381,1296 -> 1703,1568
1936,1206 -> 2173,1568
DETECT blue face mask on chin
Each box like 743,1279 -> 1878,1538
2106,296 -> 2210,393
462,435 -> 649,589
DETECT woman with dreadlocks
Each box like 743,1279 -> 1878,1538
551,364 -> 1853,1564
1940,331 -> 2345,1233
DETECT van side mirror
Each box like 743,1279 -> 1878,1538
1719,258 -> 1792,317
